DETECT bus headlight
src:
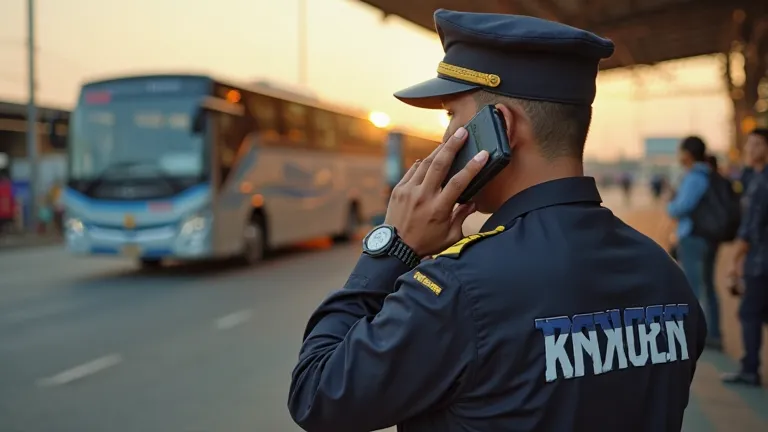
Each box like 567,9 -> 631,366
65,217 -> 85,235
179,213 -> 208,236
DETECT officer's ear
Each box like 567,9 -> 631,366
494,103 -> 521,150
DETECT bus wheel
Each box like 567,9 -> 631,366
139,258 -> 162,270
335,204 -> 361,243
241,216 -> 266,265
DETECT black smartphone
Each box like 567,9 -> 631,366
442,104 -> 512,204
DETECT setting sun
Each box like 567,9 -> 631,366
368,111 -> 391,128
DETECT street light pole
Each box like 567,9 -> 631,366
26,0 -> 39,233
298,0 -> 308,86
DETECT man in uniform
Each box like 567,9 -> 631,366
288,10 -> 706,431
724,127 -> 768,386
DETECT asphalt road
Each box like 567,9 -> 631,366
0,241 -> 375,432
0,186 -> 659,432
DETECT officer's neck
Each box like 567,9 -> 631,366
497,156 -> 584,205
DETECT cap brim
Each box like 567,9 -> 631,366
393,77 -> 478,109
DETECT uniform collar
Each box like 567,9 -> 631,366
481,176 -> 602,231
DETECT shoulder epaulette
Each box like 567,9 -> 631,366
432,225 -> 505,259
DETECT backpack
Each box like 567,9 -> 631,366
690,171 -> 741,243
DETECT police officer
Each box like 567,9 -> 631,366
724,127 -> 768,386
288,10 -> 706,431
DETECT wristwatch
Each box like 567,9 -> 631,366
362,224 -> 421,269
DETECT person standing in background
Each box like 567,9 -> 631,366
667,137 -> 722,350
50,181 -> 64,234
651,173 -> 665,201
739,165 -> 755,195
723,128 -> 768,387
620,171 -> 633,206
0,171 -> 14,234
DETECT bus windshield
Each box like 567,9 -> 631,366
69,96 -> 205,181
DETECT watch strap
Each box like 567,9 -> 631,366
387,237 -> 421,269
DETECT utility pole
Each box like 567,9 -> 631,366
298,0 -> 308,86
26,0 -> 39,233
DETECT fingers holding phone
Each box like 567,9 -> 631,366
437,149 -> 489,212
423,128 -> 475,188
439,105 -> 512,204
383,127 -> 486,256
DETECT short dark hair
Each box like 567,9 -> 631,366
680,136 -> 707,161
472,90 -> 592,160
706,154 -> 718,171
750,128 -> 768,144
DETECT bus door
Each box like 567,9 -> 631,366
204,97 -> 254,256
276,101 -> 324,243
303,108 -> 348,239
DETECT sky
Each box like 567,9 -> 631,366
0,0 -> 734,161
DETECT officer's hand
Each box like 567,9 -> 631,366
384,127 -> 489,257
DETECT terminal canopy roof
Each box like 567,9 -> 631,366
357,0 -> 760,70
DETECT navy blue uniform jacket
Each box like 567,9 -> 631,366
288,177 -> 706,431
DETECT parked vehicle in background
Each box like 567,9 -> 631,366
58,73 -> 393,268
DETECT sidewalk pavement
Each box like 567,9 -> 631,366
0,232 -> 61,251
684,349 -> 768,431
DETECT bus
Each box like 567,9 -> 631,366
384,130 -> 441,192
54,74 -> 395,268
364,130 -> 441,225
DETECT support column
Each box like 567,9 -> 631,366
725,8 -> 767,161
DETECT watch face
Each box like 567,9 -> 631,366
366,226 -> 393,251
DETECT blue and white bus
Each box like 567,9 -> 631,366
364,130 -> 441,225
56,74 -> 393,267
384,130 -> 441,193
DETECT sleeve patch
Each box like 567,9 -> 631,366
413,271 -> 443,295
432,225 -> 505,259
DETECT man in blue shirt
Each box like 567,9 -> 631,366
724,128 -> 768,387
668,136 -> 722,349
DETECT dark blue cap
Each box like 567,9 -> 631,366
394,10 -> 615,109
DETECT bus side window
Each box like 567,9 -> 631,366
362,120 -> 386,150
337,116 -> 360,152
250,94 -> 280,142
281,102 -> 307,145
216,112 -> 238,185
336,116 -> 353,151
312,109 -> 337,150
350,118 -> 378,154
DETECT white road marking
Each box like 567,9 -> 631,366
215,309 -> 253,330
37,354 -> 123,387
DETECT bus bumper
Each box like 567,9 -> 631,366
64,218 -> 212,260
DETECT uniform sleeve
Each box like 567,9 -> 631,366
667,172 -> 708,219
287,257 -> 478,432
736,197 -> 753,242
